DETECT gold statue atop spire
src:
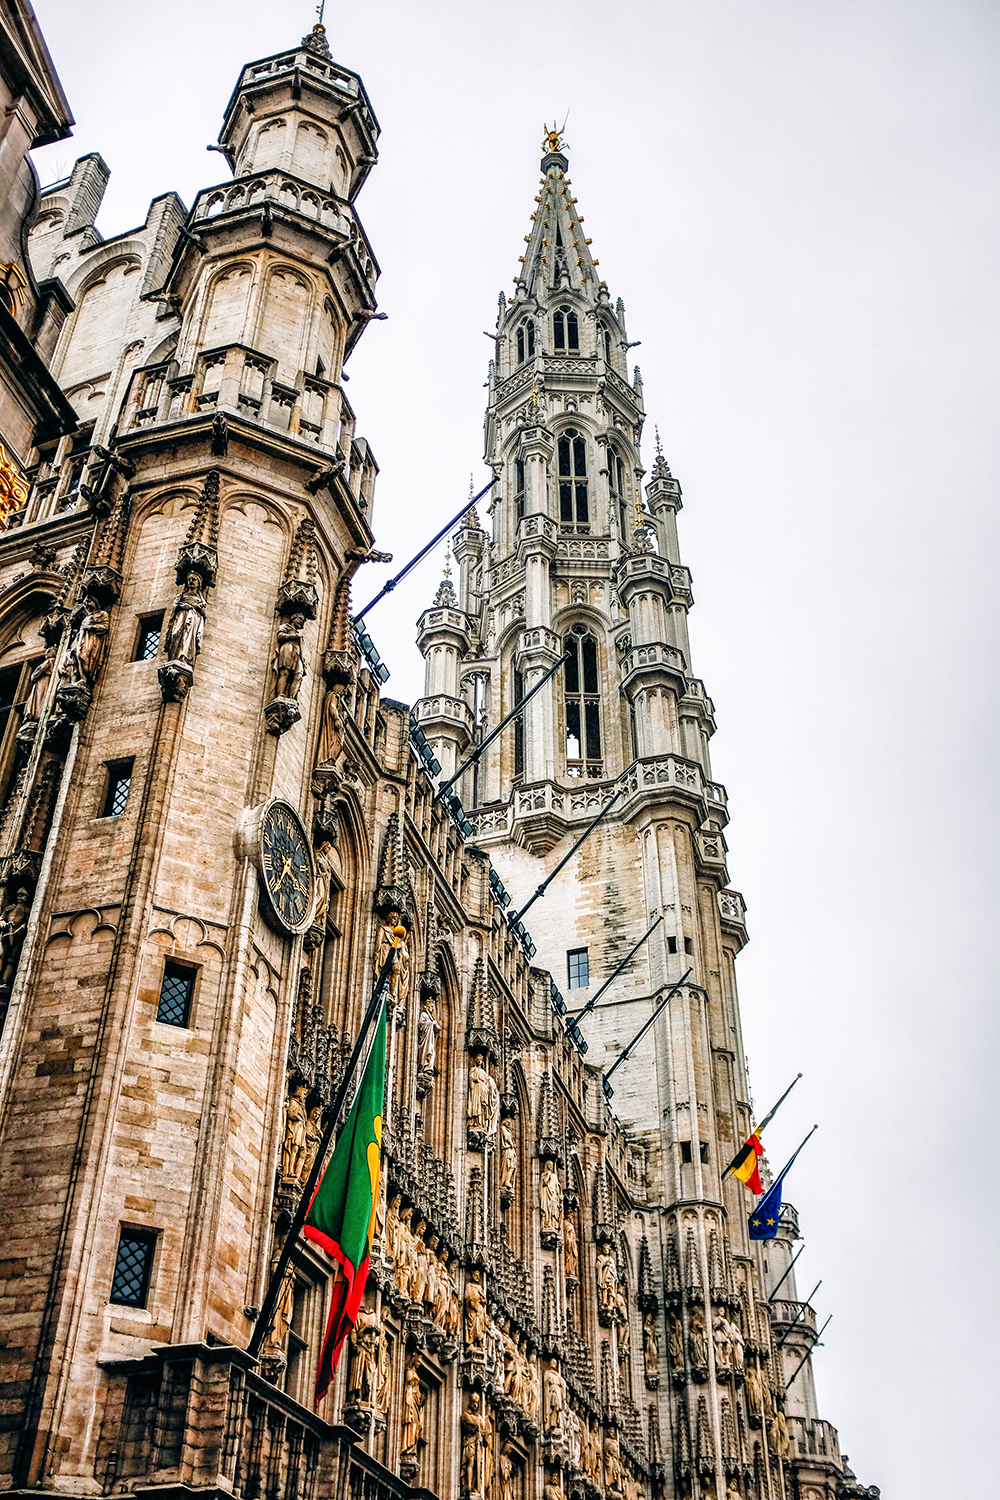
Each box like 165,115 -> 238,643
542,121 -> 568,156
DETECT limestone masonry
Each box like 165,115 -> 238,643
0,11 -> 877,1500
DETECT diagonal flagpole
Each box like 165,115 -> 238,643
353,480 -> 494,623
721,1073 -> 803,1182
784,1314 -> 833,1390
247,925 -> 404,1362
755,1123 -> 819,1202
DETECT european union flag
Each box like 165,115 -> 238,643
748,1176 -> 783,1240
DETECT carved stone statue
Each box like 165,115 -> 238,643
65,597 -> 109,685
727,1313 -> 745,1370
21,646 -> 56,722
312,840 -> 336,935
271,612 -> 307,701
265,1262 -> 296,1354
282,1080 -> 308,1180
464,1266 -> 488,1350
745,1361 -> 764,1417
615,1287 -> 631,1354
526,1350 -> 540,1422
316,683 -> 345,766
499,1446 -> 514,1500
539,1160 -> 561,1234
643,1312 -> 659,1380
418,994 -> 440,1073
374,1306 -> 391,1414
433,1247 -> 451,1326
543,1361 -> 565,1435
299,1104 -> 323,1185
768,1408 -> 790,1460
396,1205 -> 416,1295
499,1122 -> 517,1193
543,1477 -> 564,1500
563,1215 -> 579,1278
604,1430 -> 624,1497
668,1316 -> 685,1371
467,1057 -> 492,1131
374,910 -> 410,1001
347,1302 -> 380,1403
565,1404 -> 582,1467
461,1391 -> 489,1495
424,1233 -> 439,1315
401,1357 -> 424,1454
688,1307 -> 708,1367
597,1248 -> 618,1312
411,1220 -> 429,1305
0,887 -> 31,989
385,1193 -> 401,1264
164,572 -> 207,664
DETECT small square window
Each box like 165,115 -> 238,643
134,613 -> 163,662
110,1227 -> 157,1307
684,937 -> 694,955
567,948 -> 589,989
699,1142 -> 709,1164
666,935 -> 678,954
101,758 -> 134,818
680,1141 -> 693,1164
157,960 -> 195,1027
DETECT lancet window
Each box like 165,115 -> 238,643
558,429 -> 589,526
563,624 -> 602,777
601,324 -> 614,363
513,668 -> 525,778
514,458 -> 525,522
516,318 -> 535,364
608,448 -> 629,537
553,305 -> 579,351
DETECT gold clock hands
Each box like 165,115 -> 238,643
271,856 -> 294,892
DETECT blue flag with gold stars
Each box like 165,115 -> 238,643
748,1176 -> 784,1240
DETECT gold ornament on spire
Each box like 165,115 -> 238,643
542,121 -> 568,156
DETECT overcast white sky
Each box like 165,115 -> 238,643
29,1 -> 999,1491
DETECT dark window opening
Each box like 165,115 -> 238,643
567,948 -> 589,989
680,1141 -> 693,1164
558,429 -> 589,525
666,935 -> 678,954
101,758 -> 135,818
553,305 -> 579,352
133,613 -> 163,663
315,356 -> 326,378
609,450 -> 629,537
516,318 -> 535,364
603,326 -> 613,363
563,626 -> 601,775
513,669 -> 524,778
110,1228 -> 157,1307
515,458 -> 525,522
699,1142 -> 710,1164
156,959 -> 196,1028
684,937 -> 694,955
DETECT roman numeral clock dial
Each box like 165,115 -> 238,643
256,800 -> 315,936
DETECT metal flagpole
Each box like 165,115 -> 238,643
784,1314 -> 833,1390
766,1244 -> 804,1303
755,1124 -> 819,1200
600,968 -> 693,1100
353,479 -> 494,623
721,1072 -> 803,1182
776,1281 -> 822,1349
568,915 -> 663,1024
435,651 -> 570,801
510,784 -> 625,925
247,927 -> 404,1362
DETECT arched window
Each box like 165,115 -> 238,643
553,305 -> 579,351
516,317 -> 535,364
513,668 -> 525,778
514,457 -> 525,522
601,325 -> 613,363
564,625 -> 602,777
608,448 -> 629,537
558,429 -> 589,525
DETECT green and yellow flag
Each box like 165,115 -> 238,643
303,1000 -> 386,1402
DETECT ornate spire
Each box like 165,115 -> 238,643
512,129 -> 603,299
176,469 -> 220,586
592,1158 -> 614,1244
536,1071 -> 562,1163
278,515 -> 319,619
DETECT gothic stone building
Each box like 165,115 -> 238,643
0,21 -> 877,1500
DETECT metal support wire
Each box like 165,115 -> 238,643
510,784 -> 625,925
354,478 -> 494,623
435,651 -> 569,801
602,968 -> 692,1099
569,915 -> 663,1024
776,1280 -> 822,1349
784,1314 -> 833,1390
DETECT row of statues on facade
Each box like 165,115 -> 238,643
281,1079 -> 324,1185
468,1055 -> 501,1136
346,1300 -> 391,1411
666,1307 -> 747,1375
384,1195 -> 461,1334
500,1324 -> 541,1419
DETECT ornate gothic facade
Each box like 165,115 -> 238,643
0,19 -> 876,1500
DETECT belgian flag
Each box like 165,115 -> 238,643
304,1001 -> 386,1402
728,1131 -> 764,1194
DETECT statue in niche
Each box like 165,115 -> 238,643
385,1193 -> 401,1263
604,1430 -> 624,1497
768,1409 -> 790,1460
543,1477 -> 564,1500
726,1482 -> 741,1500
688,1308 -> 708,1368
513,1338 -> 529,1409
433,1247 -> 451,1326
668,1316 -> 685,1371
499,1122 -> 517,1193
539,1160 -> 561,1233
396,1205 -> 416,1295
0,887 -> 30,990
448,1254 -> 462,1337
467,1055 -> 492,1131
417,993 -> 440,1073
299,1103 -> 323,1186
347,1301 -> 380,1404
374,1306 -> 391,1415
374,909 -> 410,1001
565,1404 -> 582,1468
64,597 -> 109,686
526,1349 -> 541,1423
745,1361 -> 763,1418
615,1287 -> 631,1355
461,1390 -> 490,1495
713,1309 -> 732,1369
543,1360 -> 565,1435
563,1215 -> 579,1278
727,1313 -> 745,1370
424,1233 -> 440,1314
315,682 -> 345,766
271,612 -> 307,701
642,1312 -> 659,1381
311,840 -> 336,935
401,1356 -> 424,1454
499,1446 -> 514,1500
464,1266 -> 488,1350
596,1248 -> 618,1312
502,1324 -> 517,1396
164,572 -> 207,664
281,1079 -> 308,1180
21,646 -> 57,722
411,1219 -> 429,1304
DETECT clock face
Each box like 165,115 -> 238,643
259,800 -> 314,935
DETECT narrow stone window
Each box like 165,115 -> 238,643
699,1142 -> 710,1164
100,758 -> 134,818
558,429 -> 588,525
156,959 -> 196,1027
516,317 -> 535,364
602,325 -> 613,363
133,613 -> 163,662
684,937 -> 694,955
553,305 -> 579,352
514,458 -> 525,522
666,935 -> 678,954
513,669 -> 525,779
608,448 -> 628,537
680,1141 -> 693,1164
567,947 -> 589,989
110,1227 -> 158,1307
564,626 -> 601,777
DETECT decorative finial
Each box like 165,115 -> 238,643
443,542 -> 452,580
655,425 -> 664,460
542,120 -> 569,156
530,377 -> 539,406
651,425 -> 673,480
